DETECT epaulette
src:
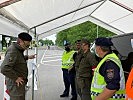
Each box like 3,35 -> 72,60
106,59 -> 110,62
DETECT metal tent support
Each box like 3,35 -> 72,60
31,28 -> 38,100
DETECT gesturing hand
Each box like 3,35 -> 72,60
15,77 -> 24,87
28,54 -> 36,59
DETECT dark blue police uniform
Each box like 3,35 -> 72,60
99,53 -> 120,90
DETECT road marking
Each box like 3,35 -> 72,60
42,59 -> 61,63
29,48 -> 48,78
43,56 -> 62,58
41,63 -> 61,66
44,54 -> 62,56
40,49 -> 48,64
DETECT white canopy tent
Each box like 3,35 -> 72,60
0,0 -> 133,39
0,1 -> 132,100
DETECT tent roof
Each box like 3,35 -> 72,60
0,0 -> 133,39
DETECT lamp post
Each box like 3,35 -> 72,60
97,25 -> 99,38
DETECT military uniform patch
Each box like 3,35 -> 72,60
106,69 -> 114,79
9,57 -> 13,62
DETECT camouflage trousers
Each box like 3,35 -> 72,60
10,94 -> 25,100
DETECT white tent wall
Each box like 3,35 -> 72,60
0,15 -> 26,37
0,0 -> 132,38
4,0 -> 92,27
88,16 -> 125,35
37,1 -> 104,39
38,15 -> 91,40
91,0 -> 133,33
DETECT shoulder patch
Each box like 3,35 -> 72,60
106,69 -> 114,79
9,57 -> 13,62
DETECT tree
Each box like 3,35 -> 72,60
39,39 -> 54,46
56,21 -> 115,46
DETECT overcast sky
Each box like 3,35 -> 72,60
43,34 -> 56,43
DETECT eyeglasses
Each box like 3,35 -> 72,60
82,44 -> 87,46
22,41 -> 30,48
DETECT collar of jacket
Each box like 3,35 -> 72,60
14,43 -> 25,52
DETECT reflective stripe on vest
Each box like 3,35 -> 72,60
61,50 -> 75,69
91,53 -> 125,100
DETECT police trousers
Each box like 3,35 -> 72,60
62,68 -> 77,97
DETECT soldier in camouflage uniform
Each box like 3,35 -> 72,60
73,40 -> 83,97
77,39 -> 97,100
1,32 -> 36,100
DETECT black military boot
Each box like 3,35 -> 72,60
60,94 -> 69,97
71,96 -> 77,100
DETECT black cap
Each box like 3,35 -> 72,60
64,42 -> 71,46
95,37 -> 113,47
75,40 -> 81,44
18,32 -> 32,41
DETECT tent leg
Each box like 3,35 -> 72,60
32,68 -> 35,100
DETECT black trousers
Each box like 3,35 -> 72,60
62,68 -> 77,97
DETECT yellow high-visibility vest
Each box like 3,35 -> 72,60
61,50 -> 75,69
91,53 -> 125,100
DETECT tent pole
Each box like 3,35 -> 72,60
32,27 -> 37,100
97,25 -> 99,38
32,64 -> 35,100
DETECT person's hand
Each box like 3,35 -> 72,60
28,54 -> 36,59
15,77 -> 24,87
68,66 -> 73,71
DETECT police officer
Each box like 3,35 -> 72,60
1,32 -> 36,100
91,37 -> 125,100
60,43 -> 77,100
77,39 -> 97,100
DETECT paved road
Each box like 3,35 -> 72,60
0,46 -> 80,100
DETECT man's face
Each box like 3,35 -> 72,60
19,39 -> 31,50
81,43 -> 88,51
76,43 -> 81,50
95,45 -> 101,57
65,45 -> 71,51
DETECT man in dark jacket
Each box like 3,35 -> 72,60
73,40 -> 83,97
77,39 -> 98,100
1,32 -> 36,100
